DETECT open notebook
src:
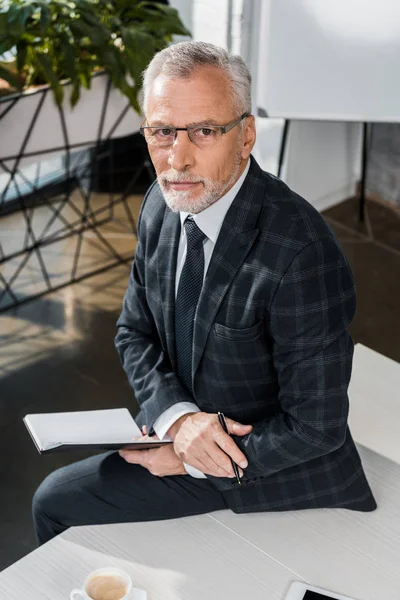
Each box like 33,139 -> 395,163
23,408 -> 172,454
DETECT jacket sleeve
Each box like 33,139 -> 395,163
228,236 -> 356,481
115,197 -> 193,428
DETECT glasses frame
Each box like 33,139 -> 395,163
139,112 -> 249,146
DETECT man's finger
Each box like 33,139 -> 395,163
188,445 -> 235,477
183,455 -> 217,476
119,449 -> 149,465
225,418 -> 253,437
203,446 -> 236,477
215,429 -> 249,469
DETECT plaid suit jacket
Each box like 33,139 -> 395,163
116,156 -> 376,513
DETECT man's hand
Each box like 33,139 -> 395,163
173,413 -> 252,478
119,426 -> 186,477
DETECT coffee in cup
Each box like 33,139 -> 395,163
70,567 -> 132,600
86,574 -> 127,600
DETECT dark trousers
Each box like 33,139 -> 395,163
32,452 -> 227,545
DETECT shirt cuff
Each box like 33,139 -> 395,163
152,402 -> 201,441
152,403 -> 206,479
183,463 -> 207,479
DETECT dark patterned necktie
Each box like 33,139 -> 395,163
175,217 -> 207,393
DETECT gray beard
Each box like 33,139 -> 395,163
159,155 -> 243,214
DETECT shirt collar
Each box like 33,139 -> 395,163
180,159 -> 250,243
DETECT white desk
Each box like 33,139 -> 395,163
348,343 -> 400,465
1,343 -> 399,599
1,446 -> 399,600
0,515 -> 297,600
213,446 -> 400,600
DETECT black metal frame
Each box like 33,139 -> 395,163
277,119 -> 290,179
0,76 -> 155,313
277,119 -> 370,222
359,122 -> 371,223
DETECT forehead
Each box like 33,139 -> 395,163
145,66 -> 235,125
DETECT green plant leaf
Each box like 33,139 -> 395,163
0,37 -> 14,55
0,0 -> 191,109
39,4 -> 51,35
79,72 -> 89,88
129,2 -> 191,37
120,26 -> 156,87
122,29 -> 156,64
35,52 -> 64,106
70,77 -> 80,106
16,41 -> 27,72
58,34 -> 77,80
0,12 -> 9,37
7,3 -> 35,37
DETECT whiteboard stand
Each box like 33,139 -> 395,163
274,116 -> 371,222
359,122 -> 372,222
277,119 -> 290,179
253,109 -> 286,176
256,108 -> 290,180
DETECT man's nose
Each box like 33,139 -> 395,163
168,130 -> 195,171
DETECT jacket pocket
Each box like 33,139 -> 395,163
214,320 -> 263,342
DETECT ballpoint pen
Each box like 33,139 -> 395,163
217,411 -> 242,485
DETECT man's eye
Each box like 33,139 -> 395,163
156,128 -> 174,137
192,127 -> 218,138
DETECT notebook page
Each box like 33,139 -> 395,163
24,408 -> 141,450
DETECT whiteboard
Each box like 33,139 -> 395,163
257,0 -> 400,122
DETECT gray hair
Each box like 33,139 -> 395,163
141,41 -> 252,116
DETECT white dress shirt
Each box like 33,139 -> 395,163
152,160 -> 251,477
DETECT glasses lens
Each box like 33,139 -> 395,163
142,125 -> 223,148
143,127 -> 176,147
189,126 -> 221,147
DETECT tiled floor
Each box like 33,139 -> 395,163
0,192 -> 399,571
0,189 -> 141,311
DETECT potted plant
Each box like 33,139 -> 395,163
0,0 -> 189,108
0,0 -> 190,158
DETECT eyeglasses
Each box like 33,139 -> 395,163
140,112 -> 249,148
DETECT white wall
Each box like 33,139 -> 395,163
169,0 -> 193,40
230,0 -> 244,54
284,121 -> 361,211
193,0 -> 229,47
245,0 -> 361,209
171,0 -> 361,211
172,0 -> 243,53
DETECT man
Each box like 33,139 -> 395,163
33,41 -> 376,544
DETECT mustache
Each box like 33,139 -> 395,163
160,172 -> 205,184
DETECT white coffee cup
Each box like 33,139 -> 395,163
70,567 -> 132,600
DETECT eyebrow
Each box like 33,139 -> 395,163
147,118 -> 223,128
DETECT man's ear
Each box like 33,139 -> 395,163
241,115 -> 256,159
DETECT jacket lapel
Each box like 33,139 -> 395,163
157,208 -> 181,369
192,157 -> 265,383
